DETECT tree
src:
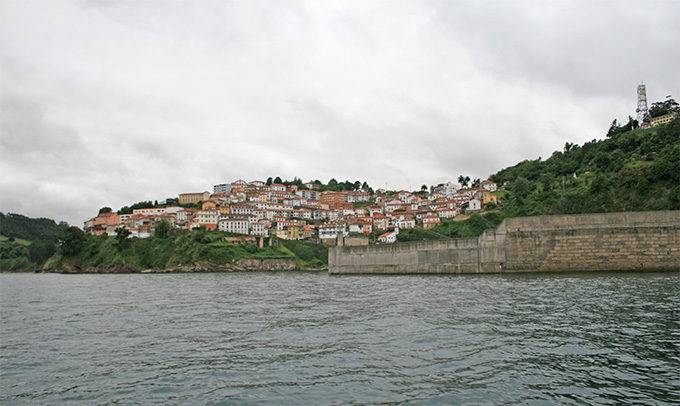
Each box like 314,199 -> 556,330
266,177 -> 273,185
28,241 -> 56,264
155,220 -> 171,239
98,207 -> 112,215
458,175 -> 470,188
606,116 -> 637,138
649,97 -> 679,118
510,177 -> 535,199
58,227 -> 85,256
421,184 -> 428,193
273,176 -> 282,184
539,173 -> 554,191
115,227 -> 131,251
471,178 -> 481,188
593,152 -> 611,170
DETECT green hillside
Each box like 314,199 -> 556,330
0,212 -> 68,242
490,117 -> 679,216
48,227 -> 328,272
0,213 -> 66,271
400,117 -> 679,243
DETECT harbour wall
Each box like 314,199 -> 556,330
328,211 -> 680,274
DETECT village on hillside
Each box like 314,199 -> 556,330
84,179 -> 500,245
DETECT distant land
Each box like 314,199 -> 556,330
1,110 -> 678,273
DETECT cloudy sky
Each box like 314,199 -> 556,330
1,0 -> 678,226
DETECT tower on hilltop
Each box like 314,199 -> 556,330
636,82 -> 650,124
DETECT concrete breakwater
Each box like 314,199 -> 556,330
329,211 -> 680,274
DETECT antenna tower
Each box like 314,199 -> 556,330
636,83 -> 649,123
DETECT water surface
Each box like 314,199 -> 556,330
1,272 -> 679,405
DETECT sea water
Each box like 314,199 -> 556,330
1,272 -> 678,405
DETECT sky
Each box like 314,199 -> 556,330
1,0 -> 678,227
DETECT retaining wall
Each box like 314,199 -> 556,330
328,211 -> 680,274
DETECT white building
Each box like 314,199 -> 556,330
468,199 -> 482,212
219,218 -> 250,235
481,180 -> 498,192
298,189 -> 320,201
378,230 -> 398,244
133,207 -> 167,216
214,183 -> 232,195
251,222 -> 268,236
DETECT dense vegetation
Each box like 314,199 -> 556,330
491,117 -> 678,217
50,227 -> 328,272
0,212 -> 68,242
0,213 -> 68,271
267,176 -> 374,193
1,212 -> 329,272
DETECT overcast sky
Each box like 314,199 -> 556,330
1,0 -> 678,226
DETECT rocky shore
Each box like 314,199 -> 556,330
45,258 -> 320,274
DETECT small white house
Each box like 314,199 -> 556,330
468,199 -> 482,212
378,230 -> 399,244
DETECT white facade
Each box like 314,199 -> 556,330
214,183 -> 232,195
481,181 -> 498,192
219,218 -> 250,235
298,190 -> 320,201
433,182 -> 459,196
378,231 -> 398,244
133,207 -> 166,216
397,219 -> 416,229
468,199 -> 482,211
251,222 -> 268,236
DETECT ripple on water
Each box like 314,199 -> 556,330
1,272 -> 679,405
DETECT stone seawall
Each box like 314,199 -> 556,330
329,211 -> 680,274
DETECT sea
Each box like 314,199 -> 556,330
1,272 -> 678,405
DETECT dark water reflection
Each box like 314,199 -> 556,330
1,272 -> 678,405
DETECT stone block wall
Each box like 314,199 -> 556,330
501,211 -> 679,272
329,238 -> 479,274
329,211 -> 680,274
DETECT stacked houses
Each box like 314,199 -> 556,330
84,179 -> 498,244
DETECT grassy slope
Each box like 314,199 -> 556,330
0,235 -> 31,246
53,230 -> 329,271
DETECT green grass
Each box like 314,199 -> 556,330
624,159 -> 655,169
0,235 -> 31,246
396,228 -> 448,242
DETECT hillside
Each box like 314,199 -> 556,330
0,212 -> 68,242
48,227 -> 328,273
394,117 -> 679,243
0,213 -> 67,271
490,117 -> 679,216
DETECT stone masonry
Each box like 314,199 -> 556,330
329,211 -> 680,274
